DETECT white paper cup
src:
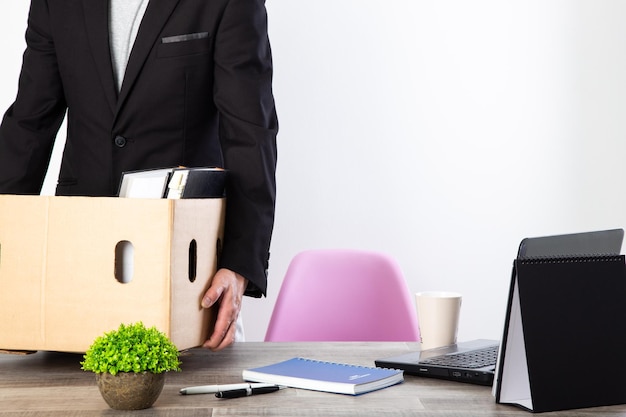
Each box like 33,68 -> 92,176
415,291 -> 462,350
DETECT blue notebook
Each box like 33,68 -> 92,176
242,357 -> 403,395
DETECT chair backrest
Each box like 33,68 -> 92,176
264,249 -> 420,342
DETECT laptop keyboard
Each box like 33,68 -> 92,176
419,345 -> 498,369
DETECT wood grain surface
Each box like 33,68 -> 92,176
1,342 -> 625,416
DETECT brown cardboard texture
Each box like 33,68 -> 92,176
0,195 -> 225,352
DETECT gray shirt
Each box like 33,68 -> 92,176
109,0 -> 150,92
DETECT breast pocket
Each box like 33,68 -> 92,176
157,32 -> 212,58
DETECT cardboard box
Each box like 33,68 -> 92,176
0,195 -> 225,353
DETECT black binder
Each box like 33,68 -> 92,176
494,254 -> 626,412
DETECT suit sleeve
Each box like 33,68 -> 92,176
0,0 -> 67,194
213,0 -> 278,297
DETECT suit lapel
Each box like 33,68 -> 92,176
116,0 -> 181,113
82,0 -> 117,114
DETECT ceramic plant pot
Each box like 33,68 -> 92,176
95,371 -> 165,410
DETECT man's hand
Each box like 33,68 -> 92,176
201,268 -> 248,351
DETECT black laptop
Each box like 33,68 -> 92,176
375,339 -> 498,385
375,228 -> 624,386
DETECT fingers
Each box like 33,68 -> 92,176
200,268 -> 247,351
201,281 -> 224,309
202,295 -> 238,351
203,314 -> 237,351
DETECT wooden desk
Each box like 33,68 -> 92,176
2,342 -> 626,416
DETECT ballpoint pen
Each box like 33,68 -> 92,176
215,385 -> 282,399
179,382 -> 277,395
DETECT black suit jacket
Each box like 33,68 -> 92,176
0,0 -> 278,296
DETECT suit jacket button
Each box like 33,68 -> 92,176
114,135 -> 127,148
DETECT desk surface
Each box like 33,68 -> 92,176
2,341 -> 626,416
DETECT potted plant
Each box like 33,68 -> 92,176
81,322 -> 181,410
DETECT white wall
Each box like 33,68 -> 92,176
2,1 -> 626,343
249,0 -> 626,342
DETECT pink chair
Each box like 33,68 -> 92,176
264,249 -> 420,342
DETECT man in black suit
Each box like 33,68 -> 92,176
0,0 -> 278,351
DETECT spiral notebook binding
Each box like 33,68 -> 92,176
295,357 -> 402,373
518,253 -> 623,265
296,357 -> 378,370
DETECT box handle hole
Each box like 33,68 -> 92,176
114,240 -> 134,284
188,239 -> 197,282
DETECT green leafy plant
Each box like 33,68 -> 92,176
81,322 -> 181,375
